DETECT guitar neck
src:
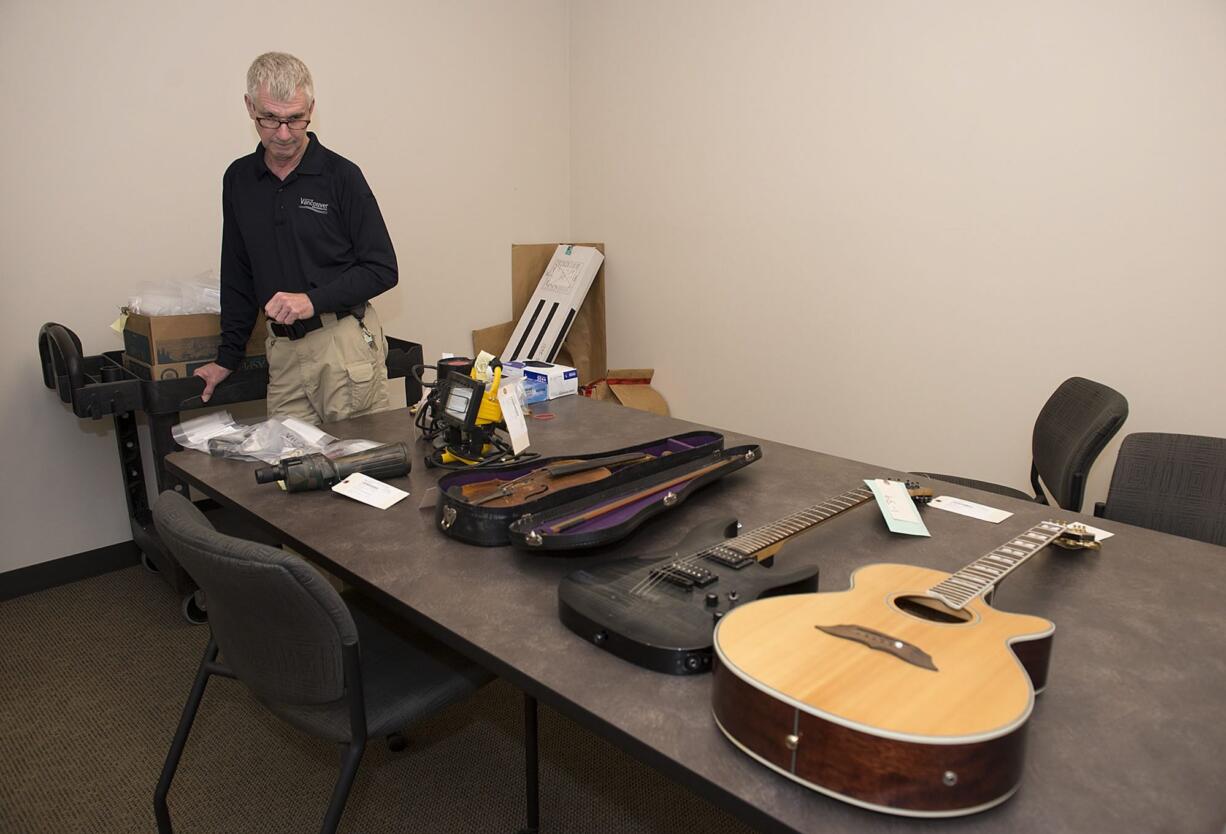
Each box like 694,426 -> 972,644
930,520 -> 1068,610
727,487 -> 876,559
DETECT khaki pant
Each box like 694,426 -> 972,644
265,303 -> 390,425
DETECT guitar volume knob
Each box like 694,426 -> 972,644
705,592 -> 719,608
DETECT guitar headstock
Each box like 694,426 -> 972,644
903,480 -> 934,505
1051,522 -> 1101,551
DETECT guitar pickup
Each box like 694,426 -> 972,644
701,545 -> 755,569
651,562 -> 717,589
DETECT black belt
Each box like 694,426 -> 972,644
269,309 -> 353,340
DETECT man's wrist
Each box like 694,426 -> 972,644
304,289 -> 325,316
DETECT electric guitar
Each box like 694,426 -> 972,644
711,521 -> 1097,818
557,483 -> 931,675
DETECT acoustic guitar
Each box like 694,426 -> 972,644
558,482 -> 930,676
711,520 -> 1097,817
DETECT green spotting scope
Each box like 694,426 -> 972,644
254,442 -> 412,493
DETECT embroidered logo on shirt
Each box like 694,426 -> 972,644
298,197 -> 329,215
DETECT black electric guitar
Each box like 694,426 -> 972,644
557,482 -> 931,675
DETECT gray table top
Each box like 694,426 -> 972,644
166,396 -> 1226,834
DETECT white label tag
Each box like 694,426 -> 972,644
865,479 -> 930,536
497,383 -> 531,455
332,472 -> 409,510
1071,522 -> 1114,541
929,495 -> 1014,524
417,486 -> 440,511
879,479 -> 922,523
282,417 -> 329,445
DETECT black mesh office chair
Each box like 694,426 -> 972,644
151,491 -> 497,834
1094,433 -> 1226,547
915,376 -> 1129,512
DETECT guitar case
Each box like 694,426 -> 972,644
434,431 -> 761,549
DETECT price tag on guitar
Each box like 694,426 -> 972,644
865,478 -> 930,536
497,382 -> 531,455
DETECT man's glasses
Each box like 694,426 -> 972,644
255,116 -> 310,131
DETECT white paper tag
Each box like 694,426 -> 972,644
417,486 -> 440,511
332,472 -> 409,510
497,383 -> 531,455
1070,522 -> 1114,541
866,479 -> 930,536
880,480 -> 922,522
282,417 -> 329,446
929,495 -> 1014,524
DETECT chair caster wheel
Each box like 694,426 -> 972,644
140,552 -> 160,574
181,591 -> 208,625
386,732 -> 408,753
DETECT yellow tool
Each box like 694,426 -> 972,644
439,362 -> 504,465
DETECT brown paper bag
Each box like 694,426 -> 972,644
472,243 -> 607,386
585,368 -> 670,416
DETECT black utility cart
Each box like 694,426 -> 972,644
38,322 -> 422,622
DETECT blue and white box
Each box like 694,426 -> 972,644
522,361 -> 578,400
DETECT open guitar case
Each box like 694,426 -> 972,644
434,431 -> 761,549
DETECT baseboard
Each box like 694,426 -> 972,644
0,541 -> 140,602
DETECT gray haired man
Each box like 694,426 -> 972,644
194,52 -> 397,424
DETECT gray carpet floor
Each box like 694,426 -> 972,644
0,566 -> 758,834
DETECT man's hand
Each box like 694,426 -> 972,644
193,362 -> 233,403
265,292 -> 314,325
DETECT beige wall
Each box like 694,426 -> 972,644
1,1 -> 570,571
6,2 -> 1224,575
570,2 -> 1225,508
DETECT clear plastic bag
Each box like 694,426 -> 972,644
173,411 -> 381,464
128,270 -> 221,315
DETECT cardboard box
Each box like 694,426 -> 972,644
500,245 -> 603,367
522,361 -> 578,400
583,369 -> 669,416
500,362 -> 548,404
473,243 -> 607,386
122,312 -> 266,381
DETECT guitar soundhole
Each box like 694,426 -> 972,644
894,595 -> 974,624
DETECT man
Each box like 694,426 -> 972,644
194,52 -> 397,424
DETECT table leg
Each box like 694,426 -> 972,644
521,692 -> 539,834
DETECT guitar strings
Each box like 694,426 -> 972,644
627,489 -> 874,598
929,522 -> 1068,609
629,492 -> 867,597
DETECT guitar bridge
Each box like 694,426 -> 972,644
651,562 -> 717,589
701,545 -> 755,569
816,624 -> 938,671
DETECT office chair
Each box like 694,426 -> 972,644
1094,432 -> 1226,547
151,491 -> 499,834
915,376 -> 1129,512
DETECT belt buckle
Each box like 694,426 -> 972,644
275,319 -> 308,340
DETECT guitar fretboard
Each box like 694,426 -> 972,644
722,487 -> 876,557
930,521 -> 1067,610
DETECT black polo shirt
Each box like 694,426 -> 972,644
216,133 -> 398,370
